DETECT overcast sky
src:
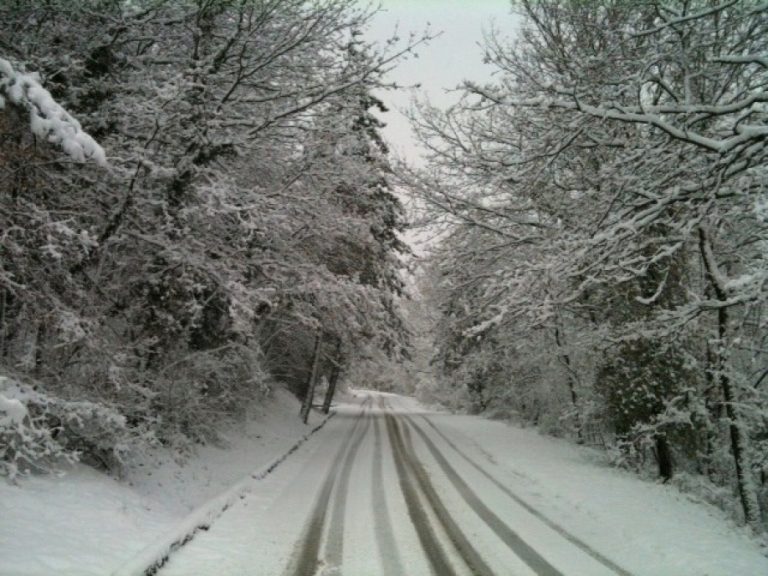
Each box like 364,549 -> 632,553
363,0 -> 520,163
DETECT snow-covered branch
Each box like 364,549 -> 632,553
0,58 -> 107,166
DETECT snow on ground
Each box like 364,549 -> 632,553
2,389 -> 766,576
157,392 -> 435,576
390,393 -> 768,576
0,388 -> 320,576
126,388 -> 316,516
155,390 -> 768,576
158,397 -> 370,576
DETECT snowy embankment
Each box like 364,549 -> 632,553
0,389 -> 330,576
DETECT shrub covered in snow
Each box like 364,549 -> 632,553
0,375 -> 150,479
152,345 -> 274,447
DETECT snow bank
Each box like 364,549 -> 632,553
0,389 -> 333,576
112,410 -> 335,576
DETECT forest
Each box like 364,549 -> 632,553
1,0 -> 767,536
402,0 -> 768,531
0,0 -> 415,476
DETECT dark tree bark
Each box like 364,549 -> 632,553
299,333 -> 322,424
699,227 -> 762,529
321,340 -> 343,414
322,365 -> 341,415
655,435 -> 673,481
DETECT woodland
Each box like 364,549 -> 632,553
1,0 -> 767,533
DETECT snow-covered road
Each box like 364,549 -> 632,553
156,392 -> 768,576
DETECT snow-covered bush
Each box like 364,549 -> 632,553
672,472 -> 745,521
0,376 -> 150,480
154,345 -> 274,446
0,378 -> 70,480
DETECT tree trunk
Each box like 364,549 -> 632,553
655,434 -> 673,481
699,227 -> 762,529
32,321 -> 45,377
0,290 -> 7,360
321,340 -> 343,414
553,321 -> 582,441
721,364 -> 762,527
299,333 -> 322,424
322,365 -> 341,414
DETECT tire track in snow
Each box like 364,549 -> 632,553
386,412 -> 495,576
401,415 -> 563,576
371,413 -> 406,576
415,414 -> 633,576
384,413 -> 460,576
283,397 -> 371,576
323,411 -> 372,574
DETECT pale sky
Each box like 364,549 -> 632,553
363,0 -> 520,163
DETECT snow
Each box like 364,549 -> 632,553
0,388 -> 326,576
124,389 -> 322,516
154,401 -> 337,575
392,394 -> 768,576
1,466 -> 176,576
0,394 -> 27,427
114,398 -> 335,576
1,390 -> 766,576
0,58 -> 107,166
158,391 -> 768,576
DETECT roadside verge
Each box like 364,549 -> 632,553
112,411 -> 336,576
